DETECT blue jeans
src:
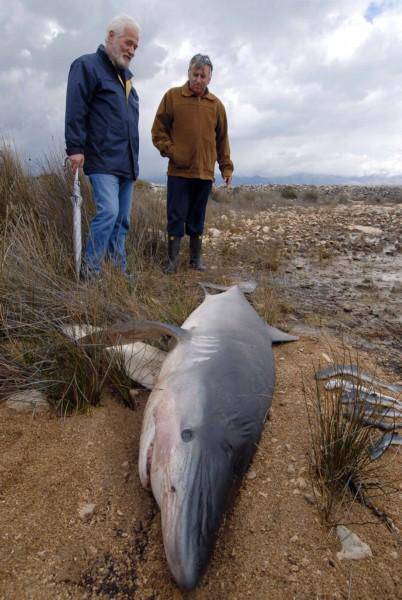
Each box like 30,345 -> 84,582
84,174 -> 134,274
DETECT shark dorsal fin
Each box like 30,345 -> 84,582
200,280 -> 257,295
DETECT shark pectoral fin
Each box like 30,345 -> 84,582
78,320 -> 190,347
118,342 -> 167,389
266,324 -> 299,344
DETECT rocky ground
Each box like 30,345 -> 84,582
206,193 -> 401,375
0,189 -> 401,599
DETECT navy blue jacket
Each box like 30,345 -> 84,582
65,45 -> 139,179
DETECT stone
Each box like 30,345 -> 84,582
348,225 -> 383,235
78,503 -> 96,522
6,390 -> 48,413
296,477 -> 307,490
336,526 -> 372,560
304,494 -> 316,505
246,470 -> 257,480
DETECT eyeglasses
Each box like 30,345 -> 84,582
189,54 -> 213,70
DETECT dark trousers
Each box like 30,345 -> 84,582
167,176 -> 212,237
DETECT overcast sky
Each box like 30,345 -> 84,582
1,0 -> 402,178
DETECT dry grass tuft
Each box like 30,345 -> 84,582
0,145 -> 165,413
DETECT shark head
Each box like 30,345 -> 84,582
150,400 -> 240,590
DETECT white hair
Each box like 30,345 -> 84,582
106,15 -> 140,39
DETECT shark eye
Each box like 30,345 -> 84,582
181,428 -> 194,442
171,485 -> 176,493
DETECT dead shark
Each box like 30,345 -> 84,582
79,284 -> 297,589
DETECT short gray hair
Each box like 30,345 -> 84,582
106,15 -> 140,39
189,54 -> 213,72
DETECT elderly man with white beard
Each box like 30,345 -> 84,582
65,15 -> 140,281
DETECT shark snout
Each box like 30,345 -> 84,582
160,444 -> 232,590
163,496 -> 211,590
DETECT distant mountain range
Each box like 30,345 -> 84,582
146,173 -> 402,186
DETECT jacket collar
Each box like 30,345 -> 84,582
181,82 -> 214,100
97,44 -> 133,80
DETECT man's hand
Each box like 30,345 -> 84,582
223,175 -> 232,187
68,154 -> 85,174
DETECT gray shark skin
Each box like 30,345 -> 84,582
83,285 -> 297,589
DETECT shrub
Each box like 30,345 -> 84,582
280,186 -> 298,199
302,189 -> 319,202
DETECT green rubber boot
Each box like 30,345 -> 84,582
165,236 -> 181,274
189,235 -> 206,271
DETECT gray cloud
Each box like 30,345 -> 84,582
1,0 -> 402,177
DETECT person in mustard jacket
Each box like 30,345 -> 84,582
151,54 -> 234,273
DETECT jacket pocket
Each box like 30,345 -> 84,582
201,139 -> 217,171
170,145 -> 192,169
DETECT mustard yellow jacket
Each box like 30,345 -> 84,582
151,83 -> 234,181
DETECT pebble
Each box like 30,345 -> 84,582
246,470 -> 257,480
78,503 -> 96,522
304,493 -> 316,505
295,477 -> 307,490
290,535 -> 299,543
287,464 -> 296,474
